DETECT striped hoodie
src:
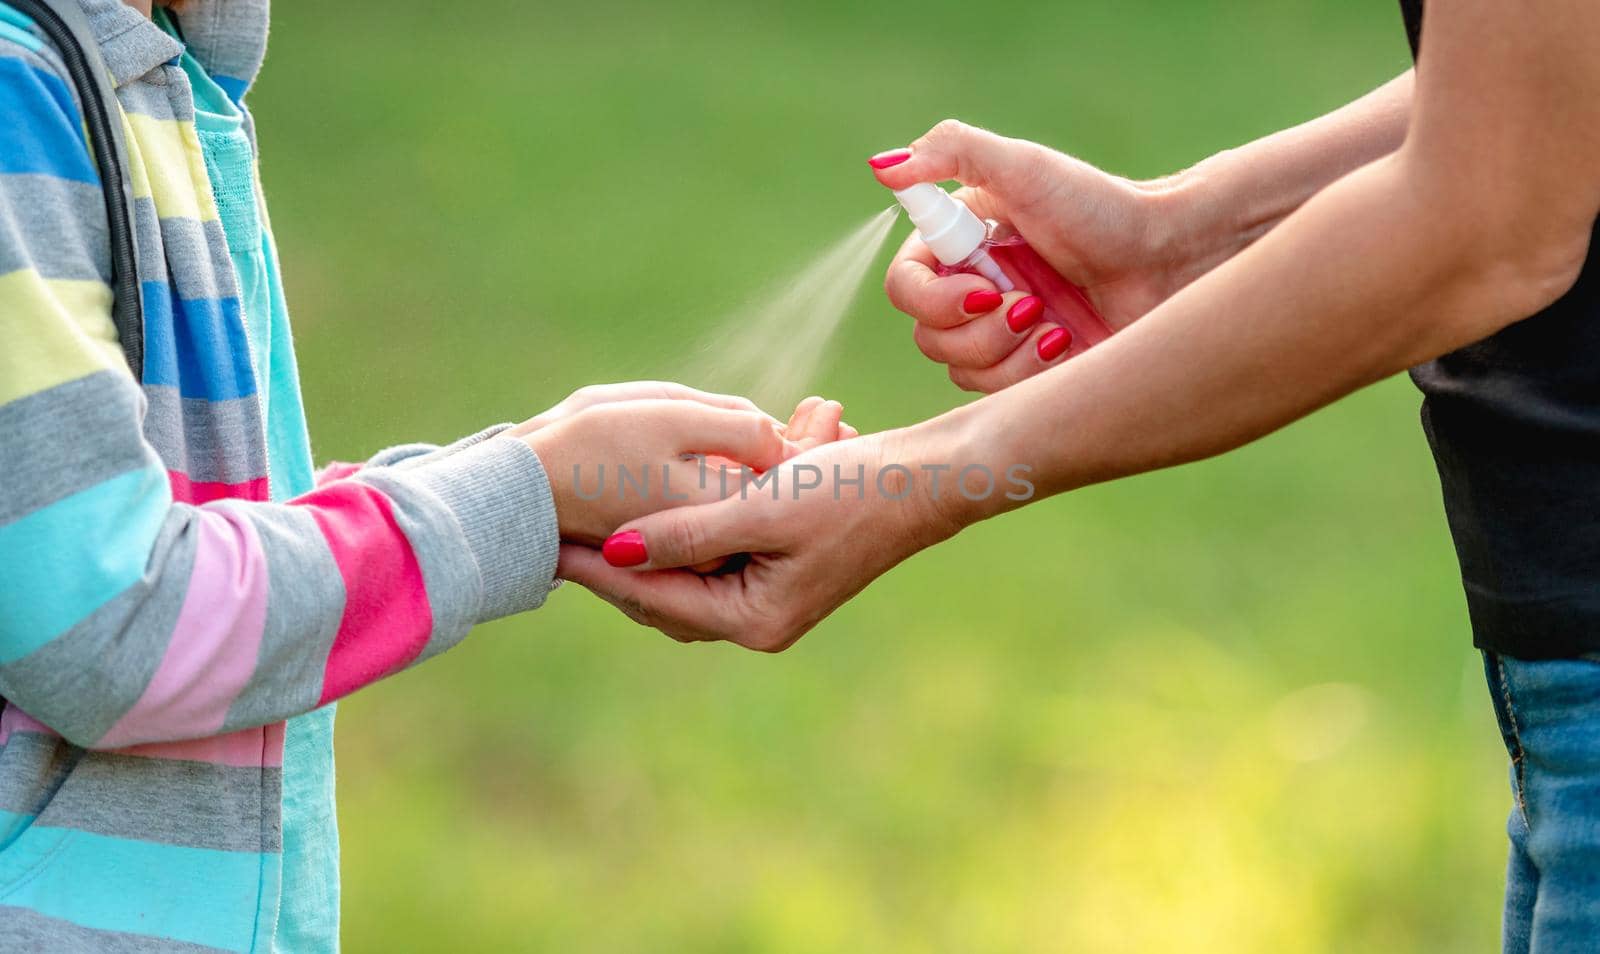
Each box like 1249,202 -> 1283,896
0,0 -> 560,949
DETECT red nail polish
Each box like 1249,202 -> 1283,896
1006,296 -> 1044,333
1037,327 -> 1072,361
867,148 -> 912,170
602,530 -> 648,567
962,289 -> 1003,315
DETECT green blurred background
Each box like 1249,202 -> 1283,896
252,1 -> 1507,950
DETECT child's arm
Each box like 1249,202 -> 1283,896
0,40 -> 558,748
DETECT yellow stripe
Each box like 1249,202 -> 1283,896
0,270 -> 125,406
122,111 -> 218,223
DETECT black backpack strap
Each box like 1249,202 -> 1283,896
9,0 -> 144,381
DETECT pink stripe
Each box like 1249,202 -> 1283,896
0,705 -> 58,745
169,470 -> 270,504
97,509 -> 269,748
315,462 -> 362,486
1,706 -> 283,768
304,481 -> 432,705
112,722 -> 285,768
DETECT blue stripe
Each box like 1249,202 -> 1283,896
141,279 -> 258,400
0,55 -> 95,184
0,6 -> 43,55
0,464 -> 169,664
0,816 -> 264,951
213,73 -> 248,104
0,4 -> 39,38
261,243 -> 316,500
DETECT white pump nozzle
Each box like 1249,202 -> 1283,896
892,182 -> 988,268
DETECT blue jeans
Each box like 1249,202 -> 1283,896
1483,652 -> 1600,953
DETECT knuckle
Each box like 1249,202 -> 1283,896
949,367 -> 981,393
663,516 -> 707,566
980,323 -> 1016,366
927,118 -> 967,144
744,416 -> 780,457
883,269 -> 900,308
1015,143 -> 1058,189
959,333 -> 994,370
884,260 -> 919,314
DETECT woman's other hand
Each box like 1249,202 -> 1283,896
871,120 -> 1229,393
557,426 -> 962,651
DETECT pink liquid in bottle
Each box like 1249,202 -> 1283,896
935,220 -> 1114,360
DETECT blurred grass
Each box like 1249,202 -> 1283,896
251,1 -> 1508,950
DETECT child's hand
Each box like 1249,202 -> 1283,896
688,396 -> 860,574
520,399 -> 796,546
508,381 -> 781,438
778,395 -> 858,450
695,396 -> 857,478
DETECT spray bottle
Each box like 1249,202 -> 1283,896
891,182 -> 1114,358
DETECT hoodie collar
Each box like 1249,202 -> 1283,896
79,0 -> 268,96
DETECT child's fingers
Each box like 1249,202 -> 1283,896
648,382 -> 772,416
809,399 -> 843,440
785,399 -> 844,454
692,454 -> 749,497
794,399 -> 841,441
785,395 -> 824,437
652,384 -> 777,422
667,457 -> 744,506
912,291 -> 1040,370
569,382 -> 778,420
839,422 -> 860,440
665,405 -> 792,471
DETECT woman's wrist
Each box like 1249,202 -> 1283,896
1134,158 -> 1263,287
1139,71 -> 1416,283
876,402 -> 1030,542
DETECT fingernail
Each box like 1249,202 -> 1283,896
1006,296 -> 1044,333
602,530 -> 648,567
867,148 -> 913,170
962,289 -> 1004,314
1037,327 -> 1072,362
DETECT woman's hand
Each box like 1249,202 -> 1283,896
557,422 -> 981,651
689,395 -> 854,573
872,120 -> 1231,392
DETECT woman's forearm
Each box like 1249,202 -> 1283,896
925,0 -> 1600,523
1150,71 -> 1414,283
927,139 -> 1585,525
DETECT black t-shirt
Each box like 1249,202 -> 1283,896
1399,0 -> 1600,658
1400,0 -> 1422,55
